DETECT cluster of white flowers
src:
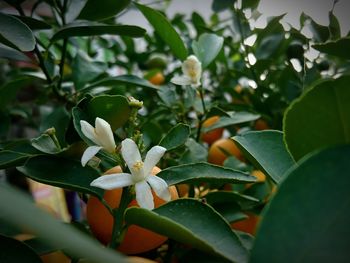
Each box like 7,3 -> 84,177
80,118 -> 170,210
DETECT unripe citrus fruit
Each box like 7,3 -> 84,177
208,138 -> 244,166
201,116 -> 224,145
87,166 -> 178,255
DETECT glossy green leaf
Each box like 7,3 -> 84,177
211,0 -> 235,12
284,75 -> 350,161
205,191 -> 260,210
192,33 -> 224,68
0,150 -> 31,169
125,199 -> 248,263
251,145 -> 350,263
233,131 -> 295,184
313,37 -> 350,59
158,162 -> 257,185
180,138 -> 208,163
135,3 -> 188,60
31,134 -> 61,154
85,75 -> 158,91
0,235 -> 41,263
204,112 -> 260,132
12,15 -> 51,30
0,45 -> 31,61
0,184 -> 127,263
0,13 -> 35,51
51,22 -> 145,43
18,155 -> 104,199
86,95 -> 131,131
78,0 -> 130,20
159,123 -> 190,151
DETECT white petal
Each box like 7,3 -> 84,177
81,146 -> 102,167
135,181 -> 154,210
90,173 -> 133,190
143,146 -> 166,176
170,75 -> 192,86
121,138 -> 142,169
147,176 -> 171,201
94,117 -> 116,153
80,120 -> 99,145
182,55 -> 202,85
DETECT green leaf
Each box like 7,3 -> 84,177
192,33 -> 224,68
0,13 -> 35,51
283,75 -> 350,161
51,22 -> 145,43
125,199 -> 248,263
12,15 -> 51,30
135,3 -> 188,60
159,123 -> 190,151
255,34 -> 284,60
300,13 -> 329,42
86,95 -> 131,131
31,134 -> 61,154
78,0 -> 130,21
180,138 -> 208,163
312,37 -> 350,59
17,155 -> 104,199
328,11 -> 341,40
0,77 -> 34,110
233,131 -> 295,184
158,162 -> 257,185
85,75 -> 159,91
0,235 -> 41,263
205,191 -> 260,210
0,150 -> 31,169
0,44 -> 31,61
250,145 -> 350,263
242,0 -> 260,9
0,184 -> 127,263
212,0 -> 235,12
204,112 -> 260,132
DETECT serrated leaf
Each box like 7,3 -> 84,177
135,3 -> 188,60
250,145 -> 350,263
233,131 -> 295,184
283,75 -> 350,161
159,123 -> 190,151
125,199 -> 248,263
158,162 -> 256,185
17,155 -> 104,199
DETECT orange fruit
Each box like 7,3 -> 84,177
254,119 -> 269,130
128,256 -> 157,263
201,116 -> 224,145
231,213 -> 259,235
251,170 -> 266,183
40,252 -> 70,263
208,138 -> 244,166
148,72 -> 165,85
87,166 -> 178,255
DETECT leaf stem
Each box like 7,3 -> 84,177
196,86 -> 207,142
57,0 -> 68,91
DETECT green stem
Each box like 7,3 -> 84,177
57,0 -> 68,90
195,86 -> 207,142
108,187 -> 132,248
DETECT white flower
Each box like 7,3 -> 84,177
80,117 -> 116,167
171,55 -> 202,87
90,138 -> 171,210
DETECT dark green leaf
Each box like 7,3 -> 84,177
125,199 -> 248,263
255,34 -> 284,60
85,75 -> 158,91
24,238 -> 57,255
328,11 -> 341,39
0,44 -> 31,61
242,0 -> 260,9
0,150 -> 31,169
0,184 -> 127,263
180,138 -> 208,163
17,155 -> 104,199
250,145 -> 350,263
312,37 -> 350,59
78,0 -> 130,21
12,15 -> 51,30
135,3 -> 188,60
0,235 -> 41,263
51,22 -> 145,43
204,112 -> 260,132
0,13 -> 35,51
158,162 -> 257,185
0,77 -> 34,110
212,0 -> 235,12
159,123 -> 190,151
233,131 -> 295,184
284,75 -> 350,161
300,13 -> 329,42
31,134 -> 60,154
205,191 -> 260,209
192,33 -> 224,68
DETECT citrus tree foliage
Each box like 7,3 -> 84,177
0,0 -> 349,262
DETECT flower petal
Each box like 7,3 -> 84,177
90,173 -> 133,190
182,55 -> 202,85
94,117 -> 116,153
147,175 -> 171,201
143,145 -> 166,176
80,120 -> 99,145
121,138 -> 142,169
135,181 -> 154,210
81,145 -> 102,167
170,75 -> 192,86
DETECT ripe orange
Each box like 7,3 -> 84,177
87,166 -> 178,255
148,72 -> 165,85
254,119 -> 269,130
201,116 -> 224,145
231,213 -> 259,235
207,138 -> 244,166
